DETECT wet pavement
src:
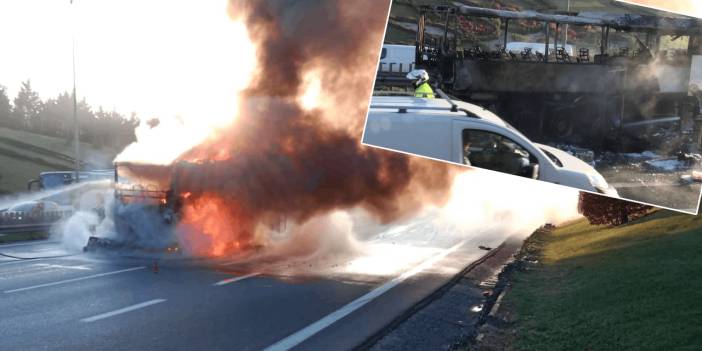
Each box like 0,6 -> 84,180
0,213 -> 512,351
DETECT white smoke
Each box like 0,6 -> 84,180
58,211 -> 100,252
221,169 -> 580,277
262,211 -> 362,261
51,167 -> 578,271
438,171 -> 580,234
53,187 -> 115,252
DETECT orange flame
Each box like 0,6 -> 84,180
178,193 -> 253,257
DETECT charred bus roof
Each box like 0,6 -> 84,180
431,4 -> 702,35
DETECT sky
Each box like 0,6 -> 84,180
0,0 -> 250,122
615,0 -> 702,18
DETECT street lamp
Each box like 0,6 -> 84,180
564,0 -> 571,47
70,0 -> 80,183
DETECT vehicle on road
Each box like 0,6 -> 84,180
1,200 -> 62,221
27,170 -> 114,191
7,200 -> 60,214
363,94 -> 619,196
379,44 -> 417,73
505,42 -> 574,56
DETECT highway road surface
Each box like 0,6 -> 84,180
0,215 -> 515,350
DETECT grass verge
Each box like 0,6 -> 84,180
0,126 -> 117,193
505,210 -> 702,350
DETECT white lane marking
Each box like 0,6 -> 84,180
0,258 -> 49,266
80,299 -> 167,323
4,266 -> 146,293
33,263 -> 92,271
0,255 -> 78,266
264,240 -> 467,351
213,272 -> 260,286
219,259 -> 253,267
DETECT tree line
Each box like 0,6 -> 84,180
0,80 -> 138,150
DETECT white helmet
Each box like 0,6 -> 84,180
406,69 -> 429,85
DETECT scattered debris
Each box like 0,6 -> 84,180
552,144 -> 596,166
541,223 -> 556,231
680,170 -> 702,184
597,150 -> 659,166
643,158 -> 687,172
677,152 -> 702,165
619,151 -> 658,160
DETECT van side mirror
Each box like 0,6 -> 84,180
27,179 -> 40,191
526,163 -> 539,179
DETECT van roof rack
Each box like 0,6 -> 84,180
435,88 -> 460,112
368,105 -> 479,118
369,88 -> 479,118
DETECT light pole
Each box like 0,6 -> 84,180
564,0 -> 571,47
70,0 -> 80,183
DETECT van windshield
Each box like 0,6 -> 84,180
540,148 -> 563,167
462,129 -> 536,178
41,173 -> 72,189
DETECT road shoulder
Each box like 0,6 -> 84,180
364,236 -> 526,351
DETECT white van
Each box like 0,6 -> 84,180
363,95 -> 618,196
506,41 -> 575,56
379,44 -> 416,73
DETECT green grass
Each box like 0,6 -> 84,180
0,231 -> 49,244
0,126 -> 117,194
506,211 -> 702,350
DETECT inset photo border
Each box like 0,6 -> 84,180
363,0 -> 702,214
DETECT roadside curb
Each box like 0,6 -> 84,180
466,226 -> 553,350
357,241 -> 507,350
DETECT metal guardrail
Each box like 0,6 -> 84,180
0,223 -> 55,234
0,180 -> 111,235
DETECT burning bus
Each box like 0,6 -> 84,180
84,162 -> 185,253
84,160 -> 269,255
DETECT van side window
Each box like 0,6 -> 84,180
462,129 -> 537,177
380,48 -> 387,60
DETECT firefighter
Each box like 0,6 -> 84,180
406,69 -> 435,98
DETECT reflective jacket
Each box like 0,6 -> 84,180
414,82 -> 435,98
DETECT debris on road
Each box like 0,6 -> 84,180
680,170 -> 702,184
551,144 -> 596,166
643,158 -> 688,172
